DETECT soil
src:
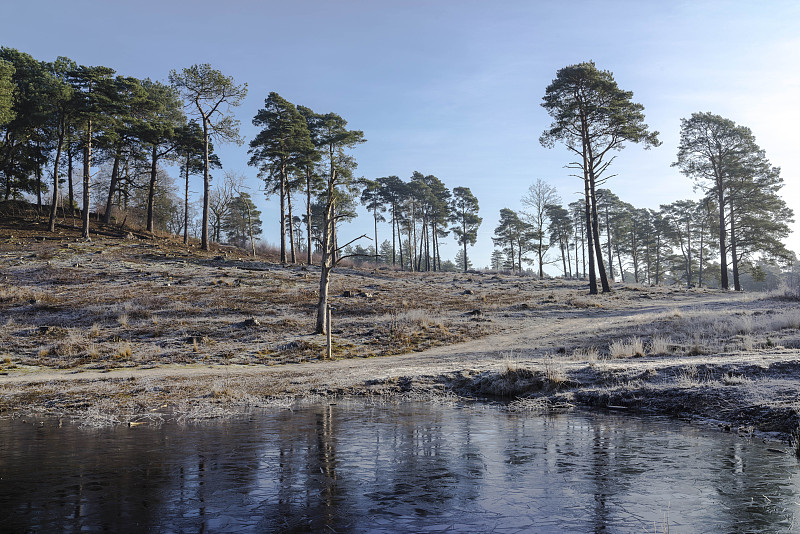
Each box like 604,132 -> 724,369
2,202 -> 799,442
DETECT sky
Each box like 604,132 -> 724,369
3,0 -> 799,271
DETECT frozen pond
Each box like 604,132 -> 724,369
1,401 -> 798,532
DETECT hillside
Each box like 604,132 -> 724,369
2,202 -> 800,442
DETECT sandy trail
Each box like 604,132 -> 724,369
0,292 -> 755,385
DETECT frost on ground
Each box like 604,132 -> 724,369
1,214 -> 800,439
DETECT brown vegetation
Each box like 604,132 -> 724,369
2,204 -> 800,442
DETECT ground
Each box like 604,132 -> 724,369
1,203 -> 799,446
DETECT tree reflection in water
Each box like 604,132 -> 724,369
1,402 -> 798,532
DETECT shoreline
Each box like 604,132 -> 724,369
3,314 -> 800,443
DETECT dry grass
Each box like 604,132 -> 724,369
571,346 -> 600,361
543,354 -> 567,385
3,206 -> 800,439
647,337 -> 672,356
608,337 -> 645,358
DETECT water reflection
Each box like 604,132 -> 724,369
1,402 -> 798,532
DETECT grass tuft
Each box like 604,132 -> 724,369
608,337 -> 645,358
648,336 -> 672,356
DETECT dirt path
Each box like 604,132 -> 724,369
3,287 -> 799,439
0,292 -> 735,385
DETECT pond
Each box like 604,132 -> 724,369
1,401 -> 798,533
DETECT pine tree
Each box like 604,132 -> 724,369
170,64 -> 246,251
451,186 -> 481,272
540,61 -> 660,293
674,112 -> 794,290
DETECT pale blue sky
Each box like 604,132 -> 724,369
4,1 -> 799,270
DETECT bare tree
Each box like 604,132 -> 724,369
208,171 -> 241,243
521,178 -> 560,278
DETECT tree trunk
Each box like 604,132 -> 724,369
2,146 -> 12,201
66,142 -> 74,217
287,188 -> 296,264
717,187 -> 729,289
306,169 -> 313,265
279,163 -> 287,264
729,198 -> 741,291
655,236 -> 661,285
537,234 -> 544,279
315,189 -> 335,335
605,205 -> 614,281
573,227 -> 580,278
391,203 -> 397,266
35,141 -> 42,211
201,117 -> 211,251
103,146 -> 121,225
589,181 -> 610,292
183,154 -> 190,244
397,215 -> 404,270
698,230 -> 704,288
373,205 -> 379,264
424,217 -> 431,272
631,226 -> 639,283
331,203 -> 338,264
48,124 -> 64,233
686,219 -> 692,287
247,203 -> 255,256
146,144 -> 158,232
584,179 -> 597,294
582,117 -> 610,292
81,119 -> 92,240
409,210 -> 416,272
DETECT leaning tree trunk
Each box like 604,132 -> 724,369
104,146 -> 121,224
589,182 -> 610,292
315,190 -> 335,335
48,125 -> 64,233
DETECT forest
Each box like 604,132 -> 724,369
0,49 -> 795,300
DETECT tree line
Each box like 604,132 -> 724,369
247,92 -> 482,274
1,49 -> 794,295
0,47 -> 484,334
0,48 -> 255,249
491,62 -> 793,292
